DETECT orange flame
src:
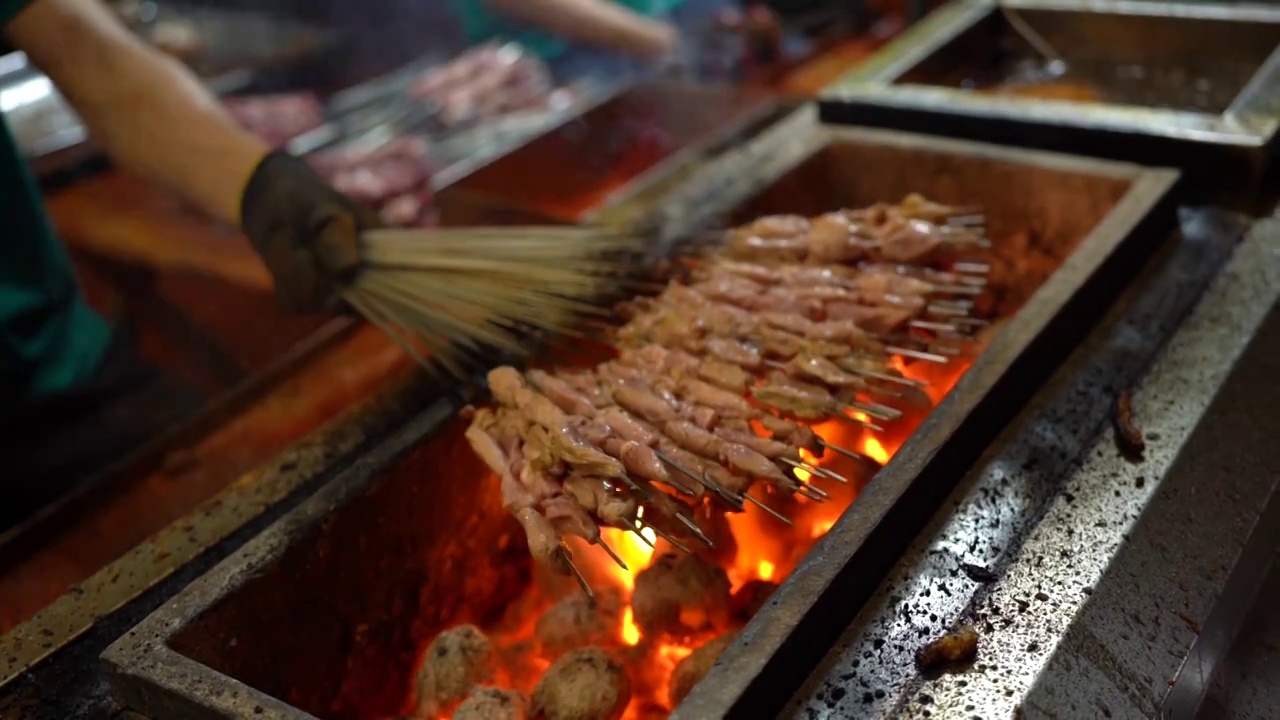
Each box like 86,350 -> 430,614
621,607 -> 642,646
410,351 -> 975,720
809,517 -> 836,539
861,436 -> 889,465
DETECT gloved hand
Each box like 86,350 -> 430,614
240,151 -> 380,312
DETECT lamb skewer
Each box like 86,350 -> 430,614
614,346 -> 869,449
593,359 -> 866,479
623,284 -> 951,368
688,273 -> 975,338
613,329 -> 901,424
493,367 -> 719,549
725,210 -> 987,267
586,369 -> 795,508
538,366 -> 829,516
703,259 -> 984,297
603,360 -> 877,468
523,370 -> 722,545
460,195 -> 987,579
465,410 -> 587,587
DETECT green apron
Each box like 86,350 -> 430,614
0,0 -> 112,402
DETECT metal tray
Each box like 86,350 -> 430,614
100,108 -> 1180,720
319,43 -> 617,174
285,56 -> 619,202
819,0 -> 1280,192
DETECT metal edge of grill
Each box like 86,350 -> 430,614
97,105 -> 1182,720
817,0 -> 1280,192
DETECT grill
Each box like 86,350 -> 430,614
100,107 -> 1182,719
818,0 -> 1280,190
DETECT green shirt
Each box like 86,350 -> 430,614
452,0 -> 683,60
1,0 -> 112,402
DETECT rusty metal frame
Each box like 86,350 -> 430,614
99,111 -> 1181,720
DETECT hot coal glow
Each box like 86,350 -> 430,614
399,349 -> 975,720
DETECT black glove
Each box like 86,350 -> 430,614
240,151 -> 380,312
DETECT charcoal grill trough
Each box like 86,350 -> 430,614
819,0 -> 1280,192
101,107 -> 1179,720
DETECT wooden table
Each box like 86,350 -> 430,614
0,171 -> 409,633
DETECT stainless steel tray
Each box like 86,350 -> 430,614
317,45 -> 618,186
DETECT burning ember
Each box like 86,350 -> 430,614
394,195 -> 992,720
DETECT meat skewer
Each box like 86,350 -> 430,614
492,410 -> 632,575
614,324 -> 896,420
725,210 -> 987,267
695,265 -> 981,324
689,273 -> 977,339
861,262 -> 988,289
489,368 -> 626,478
523,370 -> 721,546
531,369 -> 702,497
465,410 -> 585,587
460,194 -> 989,579
562,473 -> 638,532
489,369 -> 720,560
539,366 -> 823,516
595,358 -> 853,479
704,259 -> 984,297
623,285 -> 952,371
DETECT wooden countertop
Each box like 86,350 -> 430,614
0,170 -> 409,633
47,171 -> 272,292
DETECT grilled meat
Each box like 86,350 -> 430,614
464,194 -> 986,581
488,368 -> 625,479
721,199 -> 984,266
562,473 -> 637,529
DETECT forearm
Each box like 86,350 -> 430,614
61,48 -> 266,225
487,0 -> 675,60
9,0 -> 268,225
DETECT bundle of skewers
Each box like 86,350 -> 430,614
341,226 -> 648,379
460,193 -> 994,596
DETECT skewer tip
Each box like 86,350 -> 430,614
595,536 -> 629,571
743,492 -> 793,525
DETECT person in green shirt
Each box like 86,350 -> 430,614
1,0 -> 374,526
454,0 -> 684,67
